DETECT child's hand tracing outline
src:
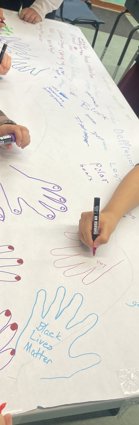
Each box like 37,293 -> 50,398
0,309 -> 18,370
0,165 -> 67,220
14,286 -> 101,380
0,245 -> 23,283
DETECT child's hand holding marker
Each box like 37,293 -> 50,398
0,403 -> 12,425
79,165 -> 139,252
0,44 -> 11,75
0,124 -> 30,149
79,208 -> 118,253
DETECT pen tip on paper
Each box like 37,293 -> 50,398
93,247 -> 96,256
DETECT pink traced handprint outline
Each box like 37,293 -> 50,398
0,245 -> 23,283
50,231 -> 125,285
0,165 -> 68,221
0,309 -> 18,370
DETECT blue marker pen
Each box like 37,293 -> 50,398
0,134 -> 16,145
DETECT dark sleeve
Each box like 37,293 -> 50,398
135,55 -> 139,64
0,110 -> 16,126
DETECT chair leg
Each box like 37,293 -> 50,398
59,2 -> 64,20
100,9 -> 127,60
92,24 -> 99,48
113,25 -> 139,79
118,46 -> 139,82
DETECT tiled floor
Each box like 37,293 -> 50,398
81,26 -> 139,83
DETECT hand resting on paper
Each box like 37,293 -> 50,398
19,8 -> 42,24
0,165 -> 67,220
0,124 -> 30,149
14,286 -> 101,380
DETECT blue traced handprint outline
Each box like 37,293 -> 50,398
15,286 -> 101,380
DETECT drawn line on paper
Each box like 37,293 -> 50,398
15,286 -> 101,380
0,309 -> 18,370
50,232 -> 126,285
0,165 -> 68,221
51,246 -> 124,285
0,245 -> 23,283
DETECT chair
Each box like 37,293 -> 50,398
100,0 -> 139,79
118,45 -> 139,81
56,0 -> 104,47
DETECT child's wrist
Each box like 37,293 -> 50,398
102,208 -> 120,227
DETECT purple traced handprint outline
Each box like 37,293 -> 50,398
0,165 -> 68,221
0,309 -> 18,371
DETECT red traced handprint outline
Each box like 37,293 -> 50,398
50,232 -> 125,285
0,309 -> 18,370
0,245 -> 23,283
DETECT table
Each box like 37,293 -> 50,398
0,10 -> 139,423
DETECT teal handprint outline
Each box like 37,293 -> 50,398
15,286 -> 101,380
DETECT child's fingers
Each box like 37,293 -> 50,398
0,9 -> 5,27
0,415 -> 5,425
23,11 -> 35,23
4,414 -> 12,425
0,54 -> 11,74
31,14 -> 42,24
0,8 -> 4,18
20,8 -> 41,23
0,124 -> 16,137
0,22 -> 5,28
79,212 -> 93,248
0,124 -> 30,149
94,224 -> 111,248
19,8 -> 27,19
5,144 -> 12,150
4,55 -> 11,72
20,126 -> 30,148
13,126 -> 30,148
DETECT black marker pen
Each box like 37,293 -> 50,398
0,43 -> 7,64
92,197 -> 100,256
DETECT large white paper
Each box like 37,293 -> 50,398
0,10 -> 139,414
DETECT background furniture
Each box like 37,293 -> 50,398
101,0 -> 139,78
56,0 -> 104,47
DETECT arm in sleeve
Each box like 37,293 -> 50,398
31,0 -> 63,19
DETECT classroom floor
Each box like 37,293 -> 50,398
81,12 -> 139,84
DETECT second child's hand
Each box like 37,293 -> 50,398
0,9 -> 5,28
19,7 -> 42,23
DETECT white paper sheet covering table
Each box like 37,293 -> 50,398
0,9 -> 139,416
